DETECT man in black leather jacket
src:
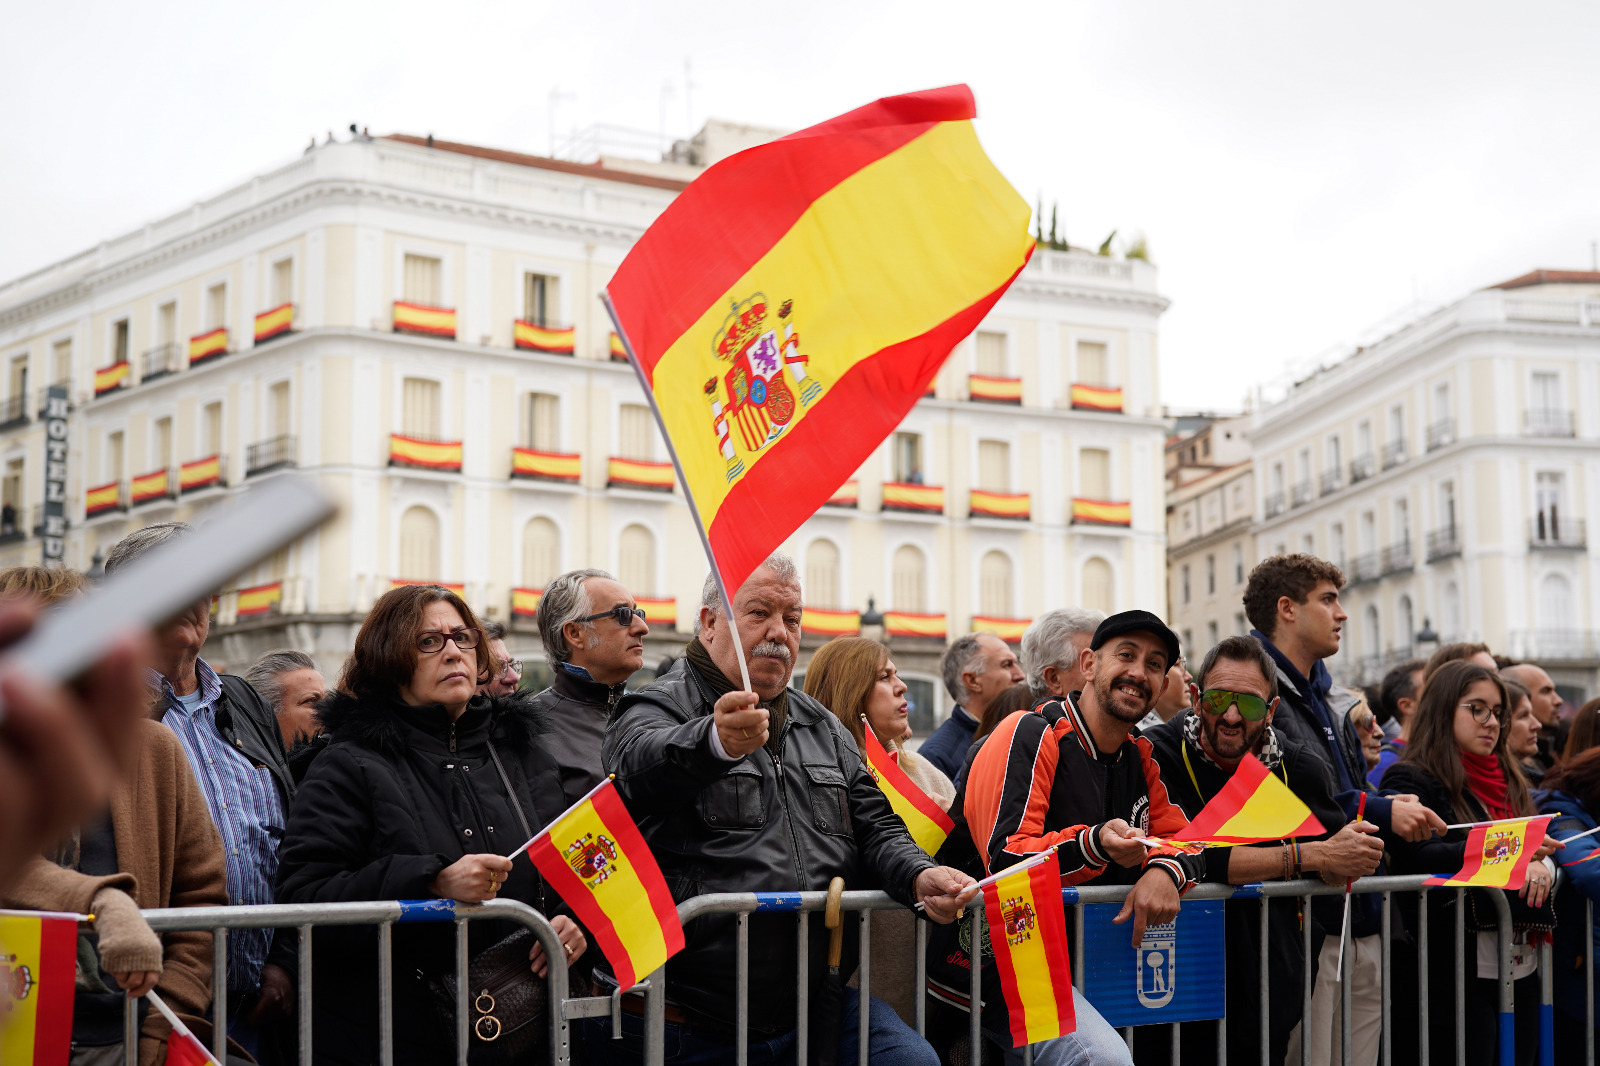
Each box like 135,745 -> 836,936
591,552 -> 976,1066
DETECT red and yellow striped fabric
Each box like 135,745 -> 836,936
1425,816 -> 1554,891
802,608 -> 861,637
254,303 -> 294,343
236,582 -> 283,618
94,361 -> 129,396
969,374 -> 1022,403
973,616 -> 1030,643
884,611 -> 946,639
85,481 -> 121,516
1174,753 -> 1325,846
393,301 -> 457,338
605,85 -> 1031,600
523,779 -> 685,989
511,588 -> 543,618
512,448 -> 581,482
637,598 -> 676,626
514,321 -> 575,354
825,480 -> 859,507
983,852 -> 1077,1046
1071,497 -> 1131,526
1070,383 -> 1123,412
130,469 -> 171,504
970,490 -> 1030,519
609,332 -> 628,361
180,456 -> 222,492
860,718 -> 954,853
608,458 -> 674,490
0,911 -> 78,1065
391,579 -> 467,597
882,482 -> 944,513
390,434 -> 463,471
188,327 -> 228,364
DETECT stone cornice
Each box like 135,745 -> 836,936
1005,275 -> 1171,315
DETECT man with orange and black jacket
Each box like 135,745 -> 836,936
927,610 -> 1205,1066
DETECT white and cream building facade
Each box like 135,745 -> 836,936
0,130 -> 1172,730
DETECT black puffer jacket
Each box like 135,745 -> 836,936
602,657 -> 935,1032
526,665 -> 625,799
276,692 -> 574,1065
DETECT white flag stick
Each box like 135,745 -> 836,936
504,775 -> 617,863
1334,892 -> 1351,982
146,989 -> 223,1066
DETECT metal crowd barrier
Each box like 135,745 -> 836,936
126,877 -> 1595,1066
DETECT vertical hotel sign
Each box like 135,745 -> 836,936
41,385 -> 68,564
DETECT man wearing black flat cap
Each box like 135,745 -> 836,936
925,610 -> 1204,1066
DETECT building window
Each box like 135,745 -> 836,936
1206,620 -> 1219,650
522,517 -> 559,588
1438,481 -> 1457,532
1325,434 -> 1341,471
154,417 -> 172,469
1181,564 -> 1191,604
1432,381 -> 1451,421
1398,595 -> 1415,651
1330,523 -> 1345,567
401,378 -> 441,438
1079,448 -> 1110,499
1081,557 -> 1113,615
892,432 -> 924,483
398,505 -> 440,579
2,459 -> 23,520
1387,404 -> 1405,445
269,382 -> 291,438
112,319 -> 129,364
1233,544 -> 1244,585
106,430 -> 125,483
891,544 -> 926,612
806,539 -> 841,609
1206,554 -> 1216,595
977,440 -> 1010,492
1182,629 -> 1194,657
619,404 -> 655,461
618,524 -> 656,594
526,393 -> 560,452
157,302 -> 176,348
205,283 -> 227,331
271,259 -> 294,307
1359,511 -> 1376,554
1393,498 -> 1410,546
974,331 -> 1007,376
1538,572 -> 1574,630
1356,420 -> 1372,458
524,273 -> 558,326
1234,611 -> 1247,636
202,402 -> 223,457
979,550 -> 1013,617
1363,605 -> 1381,658
50,339 -> 71,387
1531,371 -> 1561,414
1535,471 -> 1566,540
1076,341 -> 1108,386
403,254 -> 443,306
1301,532 -> 1314,554
7,354 -> 26,403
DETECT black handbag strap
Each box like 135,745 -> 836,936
486,740 -> 535,842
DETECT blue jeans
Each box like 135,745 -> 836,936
581,988 -> 939,1066
982,989 -> 1131,1066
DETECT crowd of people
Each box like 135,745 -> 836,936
5,530 -> 1600,1065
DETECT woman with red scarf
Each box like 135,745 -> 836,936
1382,660 -> 1561,1066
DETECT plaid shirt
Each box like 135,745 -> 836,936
154,659 -> 284,993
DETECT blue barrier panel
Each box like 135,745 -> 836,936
1078,899 -> 1225,1027
396,898 -> 458,922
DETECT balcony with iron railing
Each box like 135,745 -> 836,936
1264,492 -> 1286,519
1506,630 -> 1600,663
1319,469 -> 1342,497
35,382 -> 72,417
1291,480 -> 1314,508
1529,512 -> 1585,550
1380,541 -> 1414,575
140,343 -> 182,383
0,395 -> 28,431
1347,552 -> 1382,585
1381,439 -> 1407,470
1425,418 -> 1455,451
0,502 -> 23,545
1425,526 -> 1461,562
245,435 -> 297,477
1349,453 -> 1375,484
1524,408 -> 1574,438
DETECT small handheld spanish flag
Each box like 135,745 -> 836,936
982,852 -> 1076,1047
858,717 -> 954,854
0,910 -> 78,1066
510,778 -> 685,989
1425,815 -> 1553,890
1173,753 -> 1325,846
146,989 -> 222,1066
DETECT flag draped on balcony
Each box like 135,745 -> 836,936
389,434 -> 463,471
94,362 -> 129,395
603,84 -> 1032,601
179,456 -> 222,492
0,910 -> 78,1065
1069,384 -> 1123,412
236,582 -> 283,617
188,328 -> 228,365
393,301 -> 456,338
254,304 -> 294,343
514,321 -> 576,354
859,717 -> 953,854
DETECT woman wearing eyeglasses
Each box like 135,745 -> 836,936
276,584 -> 587,1065
1381,659 -> 1560,1066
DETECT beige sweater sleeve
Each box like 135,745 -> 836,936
2,855 -> 136,914
90,886 -> 162,974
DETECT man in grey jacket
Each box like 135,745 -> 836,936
591,553 -> 976,1066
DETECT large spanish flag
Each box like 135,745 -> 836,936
0,910 -> 79,1066
982,853 -> 1076,1047
802,607 -> 860,637
1173,753 -> 1325,845
1425,815 -> 1553,891
884,611 -> 946,639
859,717 -> 953,854
511,587 -> 543,618
519,779 -> 685,989
605,85 -> 1031,599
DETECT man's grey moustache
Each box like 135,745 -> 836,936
752,641 -> 793,663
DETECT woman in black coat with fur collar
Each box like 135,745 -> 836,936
276,584 -> 586,1065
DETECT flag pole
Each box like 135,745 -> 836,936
147,989 -> 223,1065
1335,791 -> 1367,982
600,291 -> 752,693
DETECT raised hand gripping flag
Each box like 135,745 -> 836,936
1173,753 -> 1326,845
858,717 -> 954,854
982,852 -> 1076,1047
513,778 -> 684,989
605,85 -> 1033,599
1425,815 -> 1553,890
0,911 -> 78,1066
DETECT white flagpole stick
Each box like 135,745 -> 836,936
1555,823 -> 1600,846
147,989 -> 223,1065
1335,892 -> 1351,982
912,843 -> 1062,911
601,291 -> 752,694
505,775 -> 617,863
1443,815 -> 1545,831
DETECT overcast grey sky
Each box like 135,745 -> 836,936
4,1 -> 1598,411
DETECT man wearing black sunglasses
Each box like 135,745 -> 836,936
1142,635 -> 1383,1066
